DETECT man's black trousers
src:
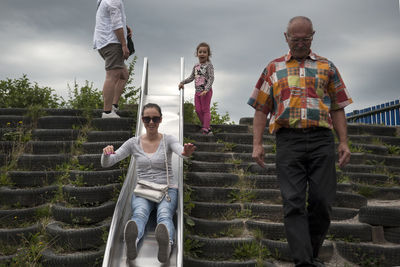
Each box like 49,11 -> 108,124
275,127 -> 336,266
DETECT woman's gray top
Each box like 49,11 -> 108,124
101,134 -> 185,188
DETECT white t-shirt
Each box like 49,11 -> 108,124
93,0 -> 127,50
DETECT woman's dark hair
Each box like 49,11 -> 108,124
142,103 -> 162,117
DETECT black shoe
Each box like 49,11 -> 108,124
155,223 -> 171,263
124,220 -> 138,260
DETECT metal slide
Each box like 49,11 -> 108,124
102,57 -> 185,267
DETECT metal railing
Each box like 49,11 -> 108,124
346,99 -> 400,126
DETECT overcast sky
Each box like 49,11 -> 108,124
0,0 -> 399,123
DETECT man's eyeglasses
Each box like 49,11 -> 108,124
142,116 -> 161,123
287,34 -> 314,43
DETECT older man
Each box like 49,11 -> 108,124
248,16 -> 352,266
94,0 -> 131,118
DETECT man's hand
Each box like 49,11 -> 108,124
337,142 -> 351,168
122,45 -> 130,60
252,144 -> 265,168
252,110 -> 268,168
330,108 -> 351,168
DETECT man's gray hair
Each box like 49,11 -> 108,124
287,16 -> 314,32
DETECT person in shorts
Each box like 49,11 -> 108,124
93,0 -> 132,118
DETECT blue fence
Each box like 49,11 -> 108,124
346,99 -> 400,126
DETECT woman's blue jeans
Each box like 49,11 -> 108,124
131,188 -> 178,244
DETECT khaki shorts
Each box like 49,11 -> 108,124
98,43 -> 125,71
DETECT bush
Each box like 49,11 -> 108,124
184,101 -> 233,125
210,102 -> 233,125
0,75 -> 63,108
67,80 -> 103,110
119,56 -> 140,106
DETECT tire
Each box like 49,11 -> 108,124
0,223 -> 41,245
0,185 -> 58,207
260,239 -> 291,261
212,124 -> 249,134
191,186 -> 239,202
17,154 -> 71,171
37,116 -> 87,129
191,202 -> 241,219
188,234 -> 255,260
183,257 -> 258,267
32,129 -> 80,141
243,204 -> 283,222
331,207 -> 359,221
45,220 -> 109,250
62,184 -> 120,205
0,115 -> 31,127
245,175 -> 279,189
261,239 -> 333,262
190,161 -> 236,173
246,220 -> 285,240
0,141 -> 14,153
190,217 -> 244,236
90,118 -> 134,131
193,142 -> 225,152
359,206 -> 400,227
41,247 -> 104,267
8,171 -> 61,187
185,172 -> 239,187
77,154 -> 106,170
69,169 -> 123,186
335,240 -> 400,266
87,131 -> 131,142
0,254 -> 16,265
0,204 -> 48,224
51,201 -> 115,225
28,141 -> 75,154
334,191 -> 367,209
0,108 -> 27,115
328,222 -> 372,242
42,108 -> 83,116
384,227 -> 400,244
82,141 -> 124,154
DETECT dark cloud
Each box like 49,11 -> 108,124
0,0 -> 399,122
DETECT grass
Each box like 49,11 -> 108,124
233,241 -> 272,262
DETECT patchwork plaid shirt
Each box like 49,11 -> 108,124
248,51 -> 353,133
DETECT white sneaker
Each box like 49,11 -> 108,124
155,223 -> 171,263
124,220 -> 138,260
102,111 -> 120,118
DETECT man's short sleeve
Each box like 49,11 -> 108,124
108,0 -> 124,30
327,61 -> 353,110
247,65 -> 274,115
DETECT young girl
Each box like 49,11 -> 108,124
179,42 -> 214,135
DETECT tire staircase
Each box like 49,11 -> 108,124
1,107 -> 400,266
183,119 -> 400,266
0,107 -> 136,266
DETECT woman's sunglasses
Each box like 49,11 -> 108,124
142,116 -> 161,123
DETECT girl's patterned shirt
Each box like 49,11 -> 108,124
248,51 -> 353,134
182,62 -> 214,92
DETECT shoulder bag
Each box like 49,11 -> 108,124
133,135 -> 170,203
